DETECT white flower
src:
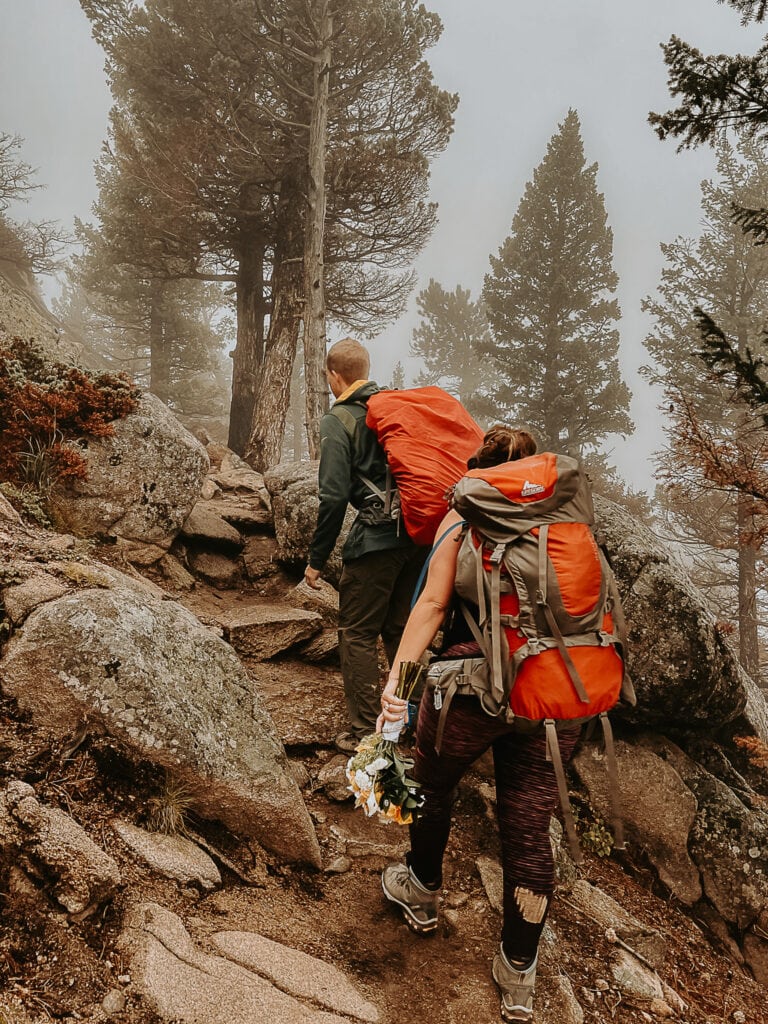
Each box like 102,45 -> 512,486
354,769 -> 372,791
365,757 -> 391,775
364,790 -> 380,816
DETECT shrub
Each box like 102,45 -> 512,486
735,735 -> 768,770
0,338 -> 139,504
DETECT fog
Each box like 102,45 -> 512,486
1,0 -> 765,490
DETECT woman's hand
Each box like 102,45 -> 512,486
376,675 -> 408,733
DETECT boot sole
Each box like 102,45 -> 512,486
381,875 -> 438,934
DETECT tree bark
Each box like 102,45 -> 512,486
303,1 -> 332,458
228,219 -> 266,455
148,279 -> 170,404
291,339 -> 305,461
245,168 -> 305,472
737,496 -> 761,679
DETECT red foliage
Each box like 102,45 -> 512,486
0,339 -> 139,488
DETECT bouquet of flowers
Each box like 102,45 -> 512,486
345,661 -> 425,825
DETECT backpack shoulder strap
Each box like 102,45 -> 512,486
329,401 -> 367,439
410,520 -> 465,609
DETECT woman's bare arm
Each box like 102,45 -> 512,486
379,510 -> 463,725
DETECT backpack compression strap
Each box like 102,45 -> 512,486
536,524 -> 590,705
599,711 -> 626,851
544,719 -> 583,866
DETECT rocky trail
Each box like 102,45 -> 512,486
1,526 -> 766,1024
1,337 -> 768,1023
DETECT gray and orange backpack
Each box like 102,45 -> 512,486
427,451 -> 635,861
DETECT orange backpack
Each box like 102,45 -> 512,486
428,452 -> 635,860
364,387 -> 484,546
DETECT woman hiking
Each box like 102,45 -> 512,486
378,424 -> 606,1024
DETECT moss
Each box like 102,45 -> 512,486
56,562 -> 111,588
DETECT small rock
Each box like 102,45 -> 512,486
732,1012 -> 746,1024
649,998 -> 674,1018
595,978 -> 610,992
610,949 -> 663,1000
187,550 -> 241,587
316,757 -> 353,803
181,504 -> 244,549
443,908 -> 459,931
3,572 -> 68,625
116,539 -> 168,566
476,855 -> 503,914
661,981 -> 688,1014
289,761 -> 311,790
158,554 -> 196,591
291,579 -> 339,624
545,974 -> 584,1024
324,856 -> 351,874
242,534 -> 280,582
112,820 -> 221,890
297,629 -> 339,662
223,606 -> 322,661
101,989 -> 126,1015
445,891 -> 469,909
201,478 -> 220,500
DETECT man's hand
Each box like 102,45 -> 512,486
304,566 -> 322,590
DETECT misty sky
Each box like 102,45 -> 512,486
1,1 -> 765,491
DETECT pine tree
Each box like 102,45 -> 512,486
481,110 -> 632,456
80,0 -> 455,467
649,3 -> 768,152
410,279 -> 487,416
642,136 -> 768,678
390,360 -> 406,389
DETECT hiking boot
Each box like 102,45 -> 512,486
334,731 -> 362,755
381,863 -> 438,934
492,946 -> 537,1023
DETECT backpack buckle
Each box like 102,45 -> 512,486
526,636 -> 543,655
489,543 -> 505,565
598,630 -> 613,647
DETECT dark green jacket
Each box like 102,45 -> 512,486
308,381 -> 412,569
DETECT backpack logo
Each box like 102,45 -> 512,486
521,480 -> 546,497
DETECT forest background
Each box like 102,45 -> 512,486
2,0 -> 768,681
0,0 -> 763,488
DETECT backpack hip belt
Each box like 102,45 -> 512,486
425,657 -> 516,754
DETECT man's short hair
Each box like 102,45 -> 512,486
326,338 -> 370,383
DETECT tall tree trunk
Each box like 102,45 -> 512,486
292,338 -> 304,461
737,496 -> 760,679
229,221 -> 266,455
245,169 -> 305,472
149,279 -> 170,404
303,0 -> 332,458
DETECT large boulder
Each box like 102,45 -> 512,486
572,738 -> 702,905
263,461 -> 354,586
647,737 -> 768,931
52,393 -> 209,548
595,495 -> 767,740
0,267 -> 82,364
0,581 -> 320,867
575,731 -> 768,972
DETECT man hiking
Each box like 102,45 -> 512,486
304,338 -> 427,754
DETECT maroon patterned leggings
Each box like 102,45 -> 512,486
408,693 -> 581,962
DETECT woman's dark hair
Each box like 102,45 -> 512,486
467,425 -> 537,469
